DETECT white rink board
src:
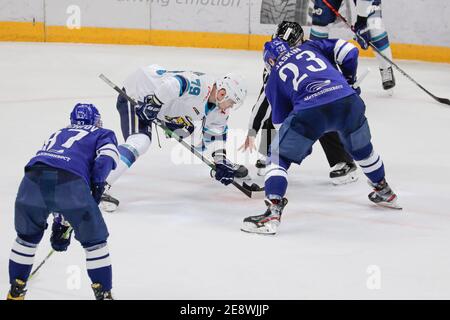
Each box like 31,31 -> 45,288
1,0 -> 450,46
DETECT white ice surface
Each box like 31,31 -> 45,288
0,42 -> 450,300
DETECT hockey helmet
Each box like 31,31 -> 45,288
274,21 -> 304,47
215,73 -> 248,110
263,38 -> 290,71
70,103 -> 102,127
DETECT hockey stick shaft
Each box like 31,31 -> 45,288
353,68 -> 370,88
28,250 -> 55,281
99,74 -> 253,198
322,0 -> 450,106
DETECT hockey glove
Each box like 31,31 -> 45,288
354,16 -> 371,50
50,215 -> 73,252
135,94 -> 163,124
213,160 -> 235,186
345,74 -> 361,96
211,150 -> 235,186
91,181 -> 106,204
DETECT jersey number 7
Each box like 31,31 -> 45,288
42,129 -> 89,152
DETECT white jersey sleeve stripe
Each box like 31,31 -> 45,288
96,149 -> 119,165
336,42 -> 357,65
333,39 -> 347,63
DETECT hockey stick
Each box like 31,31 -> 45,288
28,226 -> 73,281
353,68 -> 370,89
99,74 -> 254,198
322,0 -> 450,106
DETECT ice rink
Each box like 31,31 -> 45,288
0,41 -> 449,299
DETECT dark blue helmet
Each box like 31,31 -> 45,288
70,103 -> 102,127
263,38 -> 290,71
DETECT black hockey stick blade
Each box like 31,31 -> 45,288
435,96 -> 450,106
243,181 -> 265,192
232,181 -> 252,198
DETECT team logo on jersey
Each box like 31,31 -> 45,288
165,115 -> 194,131
313,8 -> 323,15
306,80 -> 331,93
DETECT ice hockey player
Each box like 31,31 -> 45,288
240,21 -> 358,185
310,0 -> 395,91
7,103 -> 118,300
101,65 -> 248,212
241,32 -> 401,235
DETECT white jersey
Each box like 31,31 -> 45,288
123,65 -> 228,143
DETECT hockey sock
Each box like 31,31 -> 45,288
352,144 -> 385,184
310,25 -> 330,40
368,13 -> 393,69
9,236 -> 40,283
85,242 -> 112,291
106,133 -> 150,186
106,144 -> 138,185
264,158 -> 291,198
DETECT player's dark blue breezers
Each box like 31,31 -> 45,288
14,163 -> 109,246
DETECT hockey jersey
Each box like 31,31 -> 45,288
265,39 -> 359,125
123,65 -> 228,140
26,124 -> 119,185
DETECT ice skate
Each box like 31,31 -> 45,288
368,178 -> 402,210
7,279 -> 27,300
100,189 -> 120,213
91,283 -> 114,300
255,158 -> 267,176
241,197 -> 288,235
330,162 -> 358,185
380,66 -> 396,93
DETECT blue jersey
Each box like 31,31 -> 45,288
265,39 -> 359,125
27,124 -> 119,185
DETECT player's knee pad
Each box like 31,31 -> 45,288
271,122 -> 315,165
17,232 -> 45,246
349,119 -> 372,155
312,0 -> 340,26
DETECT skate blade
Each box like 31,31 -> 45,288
331,172 -> 359,185
374,201 -> 402,210
99,201 -> 118,213
386,88 -> 394,97
240,223 -> 277,235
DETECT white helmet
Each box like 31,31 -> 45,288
215,73 -> 248,109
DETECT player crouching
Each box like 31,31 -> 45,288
241,31 -> 401,235
7,104 -> 118,300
